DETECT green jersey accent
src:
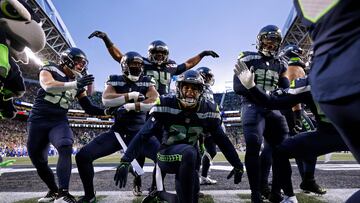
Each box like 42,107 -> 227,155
166,125 -> 203,146
44,89 -> 77,109
146,70 -> 171,92
298,0 -> 340,23
157,153 -> 182,162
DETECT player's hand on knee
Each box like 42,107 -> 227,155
227,166 -> 244,184
114,160 -> 131,188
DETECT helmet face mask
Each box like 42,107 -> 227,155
256,25 -> 282,57
176,70 -> 205,108
60,48 -> 88,78
148,40 -> 169,65
121,52 -> 144,82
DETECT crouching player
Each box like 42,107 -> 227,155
75,51 -> 159,203
113,70 -> 244,203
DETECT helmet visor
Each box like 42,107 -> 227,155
128,61 -> 143,77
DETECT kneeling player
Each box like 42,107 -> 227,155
113,70 -> 244,203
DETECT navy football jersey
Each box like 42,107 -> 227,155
294,0 -> 360,102
233,51 -> 287,103
29,62 -> 77,121
106,74 -> 155,132
149,95 -> 221,146
143,58 -> 186,95
294,0 -> 360,56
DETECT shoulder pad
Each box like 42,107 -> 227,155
288,77 -> 311,94
40,63 -> 60,72
238,51 -> 261,62
166,59 -> 177,64
107,75 -> 122,82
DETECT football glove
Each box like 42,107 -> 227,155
199,50 -> 219,58
227,166 -> 244,184
76,74 -> 94,89
114,160 -> 131,188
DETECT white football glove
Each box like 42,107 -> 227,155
233,60 -> 255,89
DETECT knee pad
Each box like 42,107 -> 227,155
75,148 -> 93,164
245,141 -> 261,156
57,145 -> 73,156
273,145 -> 289,159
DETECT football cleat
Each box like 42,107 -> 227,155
261,185 -> 271,199
300,180 -> 327,195
133,175 -> 143,196
141,190 -> 163,203
38,190 -> 58,202
199,176 -> 217,185
77,196 -> 97,203
55,192 -> 77,203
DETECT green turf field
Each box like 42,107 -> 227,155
238,193 -> 327,203
13,192 -> 328,203
3,152 -> 355,166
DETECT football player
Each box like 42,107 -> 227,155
114,70 -> 244,203
88,30 -> 219,95
234,61 -> 349,203
233,25 -> 290,203
75,51 -> 159,203
27,48 -> 107,203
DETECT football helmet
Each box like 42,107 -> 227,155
279,44 -> 306,68
176,70 -> 205,108
196,67 -> 215,86
148,40 -> 169,65
256,25 -> 282,57
121,51 -> 144,82
60,47 -> 88,73
279,44 -> 303,60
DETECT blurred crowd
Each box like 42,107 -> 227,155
1,81 -> 244,157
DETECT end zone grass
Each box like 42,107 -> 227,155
14,196 -> 106,203
133,194 -> 215,203
237,193 -> 327,203
3,152 -> 355,166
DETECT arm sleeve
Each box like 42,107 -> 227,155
78,96 -> 106,116
174,63 -> 187,75
277,77 -> 290,89
211,123 -> 243,169
233,74 -> 249,96
122,116 -> 162,162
